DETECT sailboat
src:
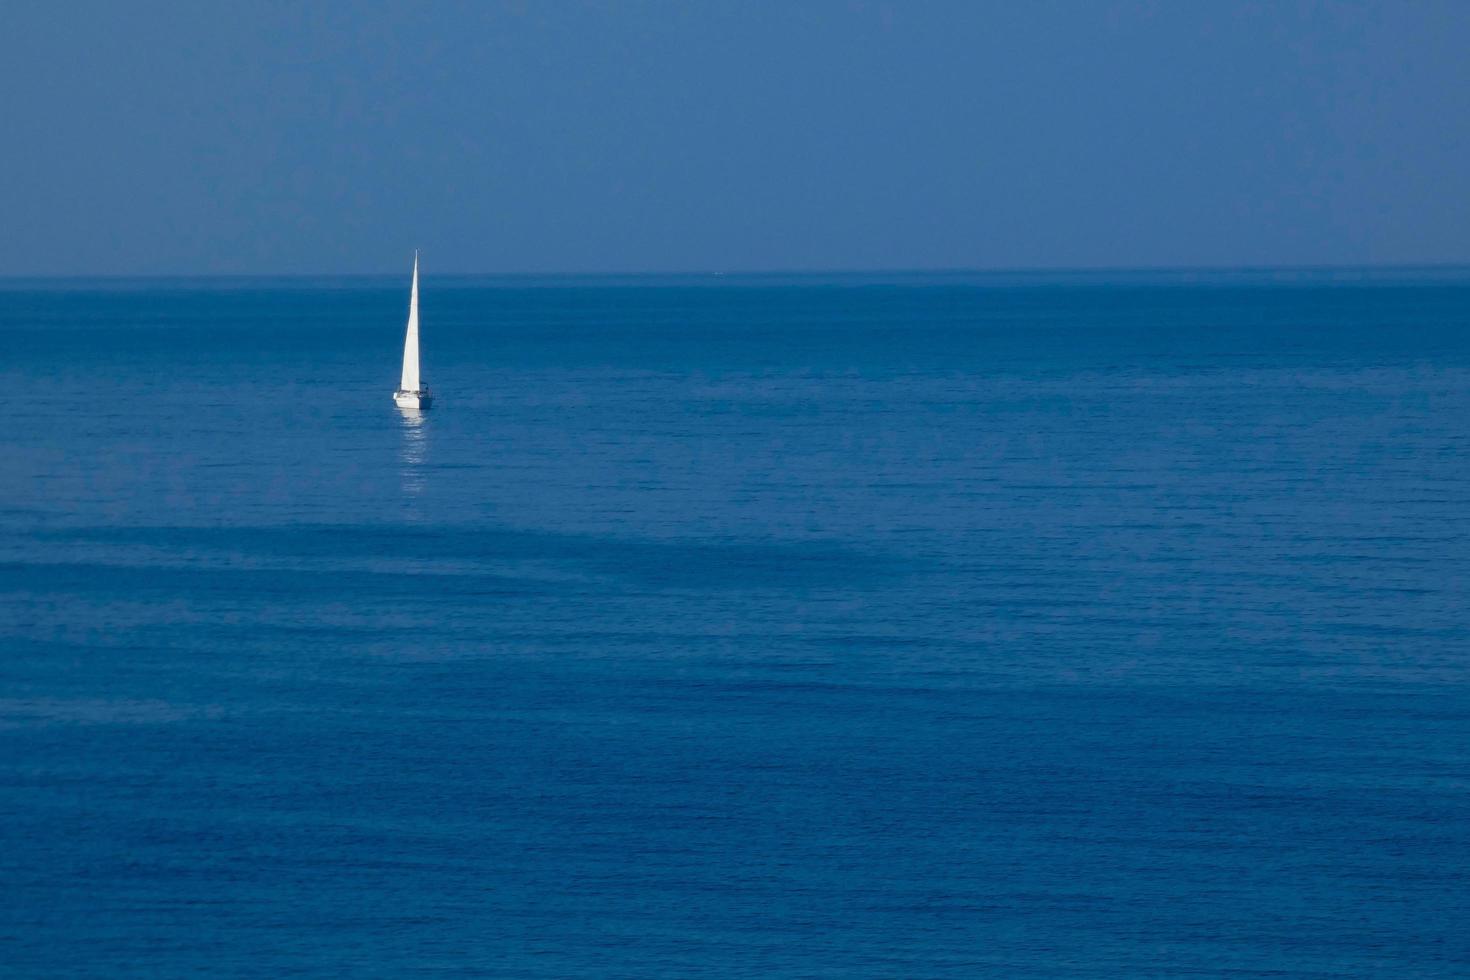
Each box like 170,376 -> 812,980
393,251 -> 433,409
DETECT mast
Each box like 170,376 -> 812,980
400,251 -> 420,392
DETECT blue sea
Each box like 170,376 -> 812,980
2,270 -> 1468,977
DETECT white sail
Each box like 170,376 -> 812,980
400,252 -> 421,392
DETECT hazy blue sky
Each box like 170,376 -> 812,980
4,1 -> 1468,275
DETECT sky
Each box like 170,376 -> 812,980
3,1 -> 1468,276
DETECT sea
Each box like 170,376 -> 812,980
2,269 -> 1468,977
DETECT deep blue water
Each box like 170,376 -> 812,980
2,271 -> 1468,977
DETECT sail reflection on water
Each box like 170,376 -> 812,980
397,407 -> 427,496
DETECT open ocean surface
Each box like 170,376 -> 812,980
2,270 -> 1468,977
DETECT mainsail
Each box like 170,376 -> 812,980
400,252 -> 421,392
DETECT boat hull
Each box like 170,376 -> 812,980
394,390 -> 433,409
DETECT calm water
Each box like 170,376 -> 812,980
2,271 -> 1468,977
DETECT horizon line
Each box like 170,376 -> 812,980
4,261 -> 1470,282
